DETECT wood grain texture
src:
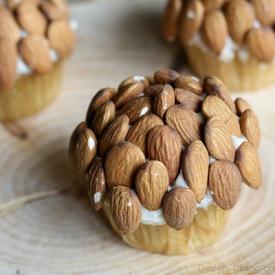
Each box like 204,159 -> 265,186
0,0 -> 275,274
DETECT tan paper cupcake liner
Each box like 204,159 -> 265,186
103,198 -> 228,255
0,61 -> 64,122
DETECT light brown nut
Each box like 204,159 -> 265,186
0,38 -> 17,89
179,0 -> 205,44
225,114 -> 242,137
235,97 -> 252,116
99,114 -> 129,156
154,69 -> 179,84
147,125 -> 182,184
144,84 -> 164,97
0,9 -> 20,43
117,96 -> 151,124
226,0 -> 255,44
19,35 -> 53,75
69,123 -> 97,175
40,0 -> 69,21
240,110 -> 261,149
118,75 -> 149,90
174,75 -> 203,95
174,88 -> 202,112
201,0 -> 225,12
253,0 -> 275,26
105,142 -> 145,189
203,76 -> 236,113
136,161 -> 169,210
202,10 -> 228,54
209,160 -> 242,210
235,141 -> 262,189
165,105 -> 202,146
87,157 -> 106,211
162,0 -> 182,42
153,84 -> 175,118
111,186 -> 141,234
7,0 -> 40,9
246,28 -> 275,63
126,114 -> 164,155
163,187 -> 196,230
48,20 -> 76,59
91,101 -> 116,136
182,140 -> 209,202
204,116 -> 235,161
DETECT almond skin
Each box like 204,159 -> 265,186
253,0 -> 275,26
225,114 -> 242,137
105,142 -> 145,189
154,69 -> 179,84
240,109 -> 261,149
175,88 -> 202,111
174,75 -> 203,95
182,140 -> 209,202
0,9 -> 20,43
144,84 -> 164,97
235,141 -> 262,189
147,125 -> 182,184
111,186 -> 141,234
136,161 -> 169,210
202,0 -> 225,12
40,0 -> 69,21
163,187 -> 196,230
209,160 -> 242,210
235,97 -> 252,116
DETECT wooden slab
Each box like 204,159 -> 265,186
0,0 -> 275,274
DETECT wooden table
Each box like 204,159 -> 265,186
0,0 -> 275,274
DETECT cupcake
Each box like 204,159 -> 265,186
162,0 -> 275,91
69,69 -> 262,255
0,0 -> 76,121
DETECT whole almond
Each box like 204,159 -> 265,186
0,9 -> 20,43
235,141 -> 262,189
183,140 -> 209,202
153,84 -> 175,118
235,97 -> 252,116
118,75 -> 149,90
253,0 -> 275,26
111,186 -> 141,234
163,187 -> 196,230
204,116 -> 235,161
136,161 -> 169,210
209,160 -> 242,209
202,10 -> 228,54
99,114 -> 129,156
105,142 -> 145,188
165,105 -> 202,146
126,114 -> 164,154
174,75 -> 203,95
147,125 -> 182,184
154,69 -> 179,84
175,88 -> 202,111
202,0 -> 225,12
144,84 -> 164,97
179,0 -> 205,44
41,0 -> 69,21
91,101 -> 116,136
226,0 -> 255,44
240,110 -> 261,149
246,28 -> 275,62
87,157 -> 106,211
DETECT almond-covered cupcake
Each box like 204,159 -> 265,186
163,0 -> 275,91
69,69 -> 262,255
0,0 -> 76,121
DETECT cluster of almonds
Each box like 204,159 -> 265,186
69,69 -> 262,234
0,0 -> 75,89
163,0 -> 275,62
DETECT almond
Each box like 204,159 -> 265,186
225,114 -> 242,137
226,0 -> 255,44
41,0 -> 69,21
48,20 -> 76,59
91,101 -> 116,136
19,35 -> 53,75
118,75 -> 149,90
144,84 -> 164,96
0,38 -> 17,89
153,84 -> 175,118
99,114 -> 129,156
147,125 -> 182,183
235,141 -> 262,189
253,0 -> 275,26
154,69 -> 179,84
182,140 -> 209,202
202,10 -> 228,54
235,97 -> 252,116
174,88 -> 202,111
87,157 -> 106,211
105,142 -> 145,188
163,187 -> 196,230
204,116 -> 235,161
179,0 -> 205,44
209,160 -> 242,209
0,9 -> 20,43
202,0 -> 225,12
246,28 -> 275,62
174,75 -> 203,95
126,114 -> 164,154
136,161 -> 169,210
165,105 -> 202,146
117,96 -> 151,123
111,186 -> 141,234
239,110 -> 261,149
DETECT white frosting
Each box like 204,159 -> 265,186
93,192 -> 102,204
133,75 -> 146,82
88,137 -> 95,150
141,206 -> 166,225
139,106 -> 150,117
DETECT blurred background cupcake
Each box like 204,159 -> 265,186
162,0 -> 275,91
0,0 -> 76,121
